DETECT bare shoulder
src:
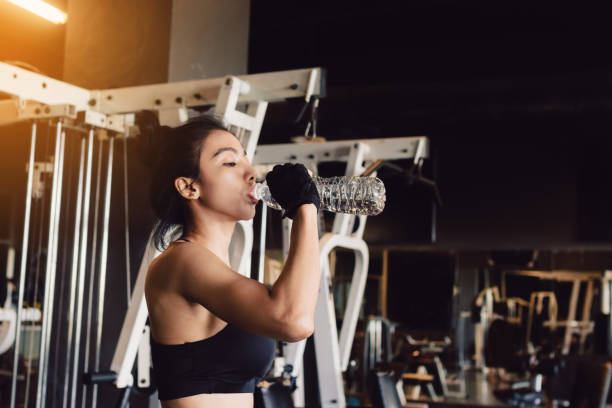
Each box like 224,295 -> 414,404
147,243 -> 210,286
146,241 -> 309,342
145,243 -> 235,342
145,244 -> 184,293
146,242 -> 237,300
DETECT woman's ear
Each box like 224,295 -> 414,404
174,177 -> 200,200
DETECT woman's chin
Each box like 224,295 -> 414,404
238,206 -> 257,221
211,202 -> 256,221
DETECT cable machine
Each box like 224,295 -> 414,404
0,61 -> 430,408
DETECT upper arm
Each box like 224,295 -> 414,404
175,246 -> 310,342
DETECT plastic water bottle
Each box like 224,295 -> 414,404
253,176 -> 386,216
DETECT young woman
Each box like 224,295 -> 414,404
139,114 -> 321,408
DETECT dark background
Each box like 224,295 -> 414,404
250,0 -> 612,247
248,6 -> 612,394
2,1 -> 612,406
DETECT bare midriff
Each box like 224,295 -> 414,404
161,392 -> 253,408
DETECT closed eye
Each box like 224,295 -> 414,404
223,162 -> 236,167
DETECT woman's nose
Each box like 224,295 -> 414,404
245,163 -> 256,183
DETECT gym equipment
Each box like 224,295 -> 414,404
367,371 -> 404,408
1,60 -> 431,408
0,62 -> 326,408
503,270 -> 599,355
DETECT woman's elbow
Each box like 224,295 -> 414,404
281,320 -> 314,342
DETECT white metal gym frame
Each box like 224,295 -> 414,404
37,121 -> 66,408
0,61 -> 324,407
254,136 -> 429,407
0,60 -> 432,408
10,121 -> 37,408
108,70 -> 323,405
501,270 -> 601,355
0,121 -> 112,408
64,137 -> 85,408
0,64 -> 130,408
108,74 -> 270,402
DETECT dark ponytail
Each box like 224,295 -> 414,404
136,111 -> 228,250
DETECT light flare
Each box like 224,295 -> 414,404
7,0 -> 67,24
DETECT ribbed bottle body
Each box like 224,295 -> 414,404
316,176 -> 385,216
254,176 -> 386,216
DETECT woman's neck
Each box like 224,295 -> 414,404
181,216 -> 236,267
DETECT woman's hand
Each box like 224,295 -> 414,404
265,163 -> 320,219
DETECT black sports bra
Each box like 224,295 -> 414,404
150,238 -> 276,400
151,323 -> 276,400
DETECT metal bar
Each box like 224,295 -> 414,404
10,122 -> 38,408
562,280 -> 581,355
375,320 -> 382,363
82,137 -> 103,408
337,238 -> 369,371
0,101 -> 77,127
313,256 -> 345,408
5,247 -> 15,280
253,136 -> 429,166
70,128 -> 95,408
48,129 -> 72,407
36,120 -> 63,408
0,63 -> 324,117
368,320 -> 375,374
314,233 -> 370,407
608,278 -> 612,355
213,77 -> 247,128
602,271 -> 612,315
111,231 -> 161,388
505,270 -> 601,281
136,326 -> 151,389
23,126 -> 53,407
62,138 -> 86,408
257,204 -> 267,284
122,136 -> 131,302
244,102 -> 268,161
40,128 -> 66,405
92,136 -> 114,408
0,62 -> 91,111
579,279 -> 594,353
96,67 -> 323,114
381,250 -> 388,317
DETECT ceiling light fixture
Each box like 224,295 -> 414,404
6,0 -> 67,24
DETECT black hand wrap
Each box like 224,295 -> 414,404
265,163 -> 320,219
